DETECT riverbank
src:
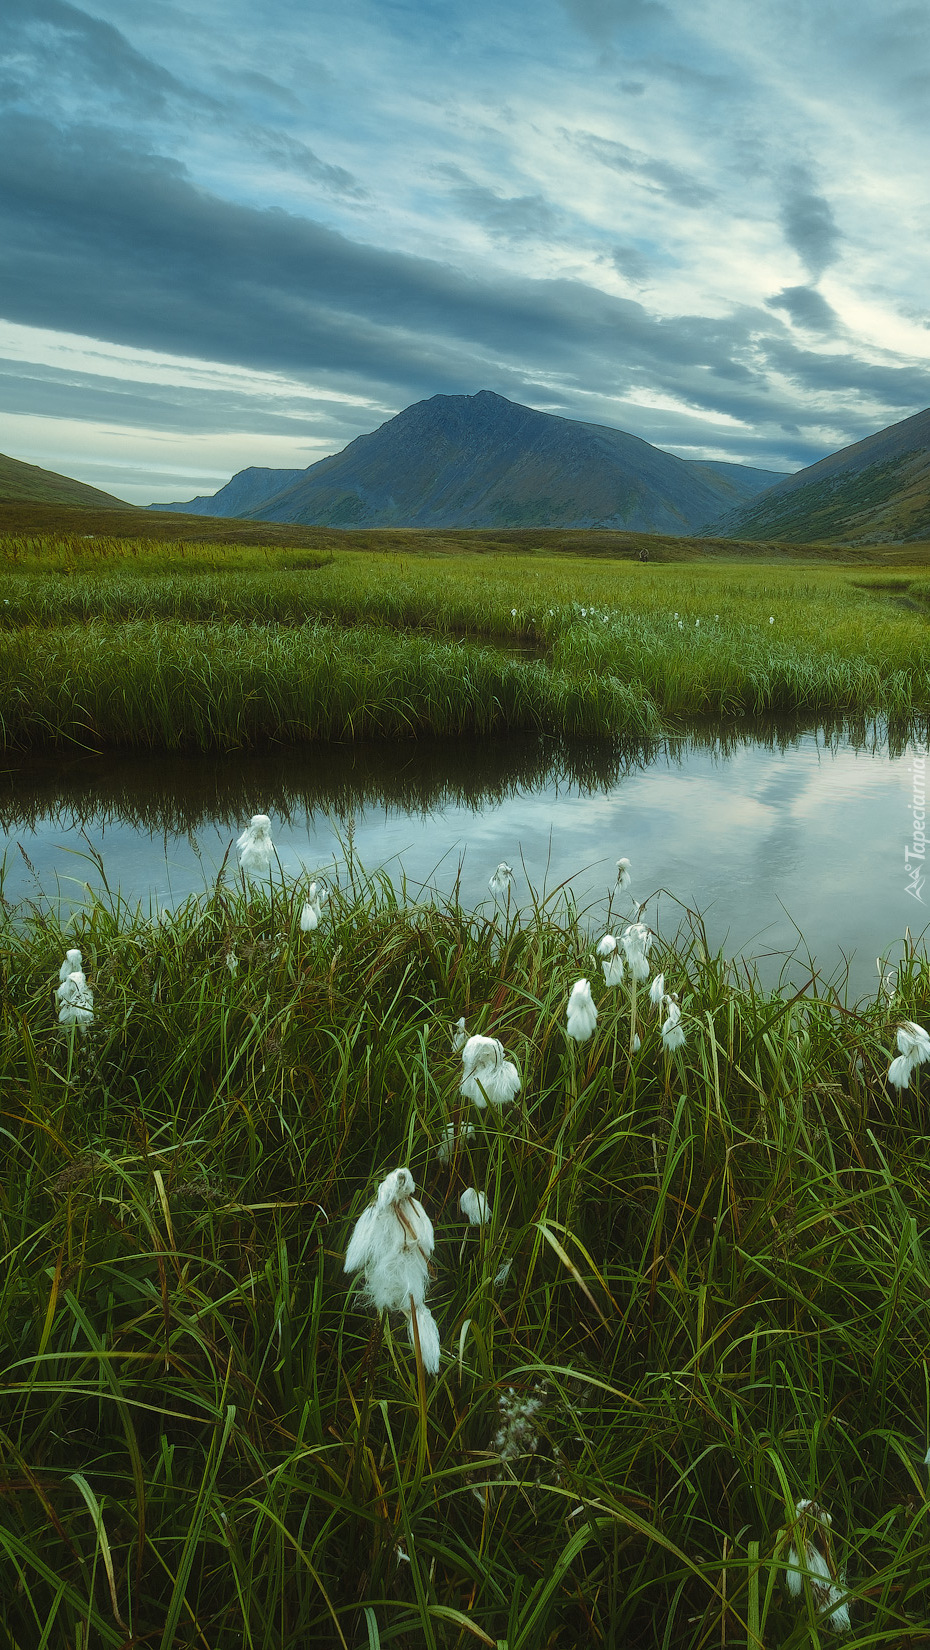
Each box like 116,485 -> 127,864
1,871 -> 928,1644
1,540 -> 929,749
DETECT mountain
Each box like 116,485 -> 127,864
709,406 -> 930,543
152,391 -> 782,534
157,465 -> 306,518
0,452 -> 127,509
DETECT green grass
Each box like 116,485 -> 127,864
2,866 -> 930,1646
1,545 -> 930,749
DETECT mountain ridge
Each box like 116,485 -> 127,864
710,405 -> 930,543
151,391 -> 783,535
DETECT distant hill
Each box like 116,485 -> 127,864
710,406 -> 930,543
152,391 -> 783,534
158,466 -> 306,518
0,452 -> 127,509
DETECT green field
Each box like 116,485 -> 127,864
1,531 -> 929,749
2,867 -> 930,1646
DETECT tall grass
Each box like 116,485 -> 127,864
1,545 -> 929,746
1,868 -> 929,1646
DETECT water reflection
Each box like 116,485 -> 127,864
0,717 -> 896,836
1,719 -> 926,997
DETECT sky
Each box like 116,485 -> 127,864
1,0 -> 929,504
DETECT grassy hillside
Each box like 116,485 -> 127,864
0,452 -> 128,509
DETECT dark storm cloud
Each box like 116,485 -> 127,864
779,169 -> 842,278
573,131 -> 716,207
765,286 -> 839,334
0,114 -> 925,459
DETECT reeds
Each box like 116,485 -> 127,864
1,869 -> 929,1645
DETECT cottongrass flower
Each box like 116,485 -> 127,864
451,1016 -> 468,1052
55,970 -> 94,1030
784,1500 -> 850,1633
58,947 -> 83,984
596,934 -> 624,987
492,1384 -> 546,1466
225,949 -> 239,977
616,858 -> 632,890
237,814 -> 274,877
566,978 -> 598,1041
461,1035 -> 521,1108
648,972 -> 665,1007
489,862 -> 514,896
621,922 -> 653,982
460,1187 -> 491,1225
888,1020 -> 930,1089
299,881 -> 327,932
344,1167 -> 440,1375
660,996 -> 686,1053
436,1120 -> 475,1164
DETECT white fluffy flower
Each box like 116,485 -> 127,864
784,1501 -> 850,1633
621,922 -> 653,982
55,970 -> 94,1030
566,978 -> 598,1041
460,1035 -> 521,1108
616,858 -> 632,890
888,1054 -> 913,1089
649,973 -> 665,1006
460,1187 -> 491,1225
436,1120 -> 475,1164
58,948 -> 83,984
489,862 -> 514,896
596,934 -> 624,986
661,998 -> 686,1053
897,1021 -> 930,1063
631,1032 -> 641,1053
237,814 -> 274,877
451,1016 -> 468,1052
888,1020 -> 930,1088
344,1167 -> 439,1374
225,949 -> 239,976
300,882 -> 327,931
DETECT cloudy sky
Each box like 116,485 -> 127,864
2,0 -> 929,503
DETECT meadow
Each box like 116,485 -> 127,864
3,863 -> 930,1648
1,533 -> 930,750
3,527 -> 930,1646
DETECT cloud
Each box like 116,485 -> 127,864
0,109 -> 926,480
765,286 -> 839,334
572,130 -> 716,207
779,169 -> 842,278
251,130 -> 365,197
6,0 -> 196,116
558,0 -> 671,46
610,243 -> 653,284
438,169 -> 562,241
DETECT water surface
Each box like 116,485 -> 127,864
2,724 -> 926,996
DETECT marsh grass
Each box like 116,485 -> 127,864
2,866 -> 930,1646
1,549 -> 930,750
